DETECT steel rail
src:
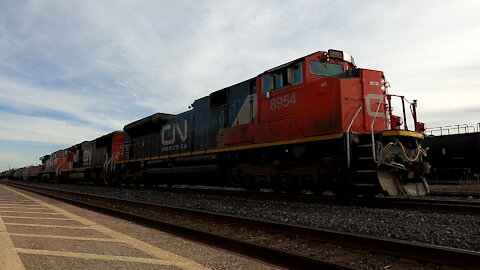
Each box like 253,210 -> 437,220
4,182 -> 479,269
5,180 -> 480,216
6,180 -> 480,216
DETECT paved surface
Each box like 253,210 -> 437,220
0,184 -> 280,270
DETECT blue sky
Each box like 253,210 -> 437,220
1,0 -> 479,171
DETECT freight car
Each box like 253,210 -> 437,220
4,166 -> 41,181
424,125 -> 480,184
114,49 -> 430,196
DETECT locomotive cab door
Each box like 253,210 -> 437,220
257,62 -> 306,142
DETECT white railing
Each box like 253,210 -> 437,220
346,106 -> 363,168
370,96 -> 385,164
426,123 -> 478,136
103,152 -> 119,173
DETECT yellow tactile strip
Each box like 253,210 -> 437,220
0,185 -> 211,270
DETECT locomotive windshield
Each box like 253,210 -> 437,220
310,61 -> 344,76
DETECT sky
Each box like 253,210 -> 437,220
1,0 -> 479,171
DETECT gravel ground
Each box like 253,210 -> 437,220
7,181 -> 480,252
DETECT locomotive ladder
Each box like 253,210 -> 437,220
346,105 -> 379,188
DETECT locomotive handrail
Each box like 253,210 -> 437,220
346,105 -> 363,168
103,153 -> 109,172
426,124 -> 474,136
468,126 -> 475,133
371,96 -> 385,163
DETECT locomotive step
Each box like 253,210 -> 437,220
352,183 -> 376,187
357,144 -> 373,147
355,170 -> 377,173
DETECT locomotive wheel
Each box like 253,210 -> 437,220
312,186 -> 326,195
285,176 -> 302,195
242,174 -> 260,192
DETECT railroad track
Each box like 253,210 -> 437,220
162,187 -> 480,217
4,181 -> 479,269
429,190 -> 480,199
10,180 -> 480,217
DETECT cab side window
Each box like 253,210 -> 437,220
273,73 -> 283,89
262,63 -> 303,94
293,64 -> 302,84
262,75 -> 270,93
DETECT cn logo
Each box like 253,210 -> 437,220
161,119 -> 188,146
365,94 -> 386,118
83,149 -> 91,165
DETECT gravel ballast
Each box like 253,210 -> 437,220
7,181 -> 480,252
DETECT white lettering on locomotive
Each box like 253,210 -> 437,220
270,93 -> 296,111
83,149 -> 91,166
365,94 -> 386,118
161,119 -> 188,146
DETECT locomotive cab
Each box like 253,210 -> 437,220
254,49 -> 429,196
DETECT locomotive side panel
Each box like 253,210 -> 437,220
159,112 -> 193,156
191,96 -> 209,152
82,141 -> 96,167
111,131 -> 125,162
209,78 -> 256,148
256,61 -> 306,142
303,76 -> 336,136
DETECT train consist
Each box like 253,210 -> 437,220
2,49 -> 431,196
424,125 -> 480,184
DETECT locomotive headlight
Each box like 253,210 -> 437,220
328,49 -> 344,59
328,49 -> 356,66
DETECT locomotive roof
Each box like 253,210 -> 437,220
262,49 -> 354,74
263,50 -> 327,74
124,112 -> 174,136
264,56 -> 305,74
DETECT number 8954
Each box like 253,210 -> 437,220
270,93 -> 296,111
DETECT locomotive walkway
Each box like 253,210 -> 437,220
3,181 -> 479,269
0,184 -> 275,270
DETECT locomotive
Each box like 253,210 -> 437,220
34,49 -> 429,196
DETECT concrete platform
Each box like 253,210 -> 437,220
0,184 -> 280,270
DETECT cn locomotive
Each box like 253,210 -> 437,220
31,49 -> 429,196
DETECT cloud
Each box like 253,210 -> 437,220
0,111 -> 103,145
0,0 -> 479,171
0,151 -> 36,169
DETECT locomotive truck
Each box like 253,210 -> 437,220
37,49 -> 429,196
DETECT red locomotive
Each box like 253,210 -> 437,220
33,49 -> 429,196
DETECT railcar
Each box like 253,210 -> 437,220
424,128 -> 480,184
12,168 -> 25,180
116,49 -> 430,196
